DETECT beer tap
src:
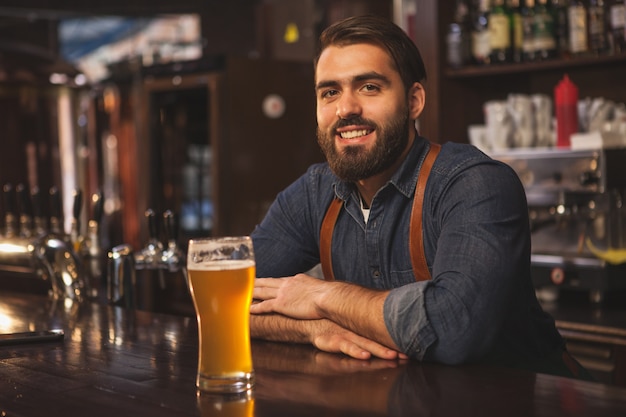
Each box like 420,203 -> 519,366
16,184 -> 33,238
0,184 -> 85,302
31,186 -> 48,237
135,208 -> 164,269
135,208 -> 166,291
3,183 -> 18,238
70,189 -> 83,252
161,210 -> 184,272
49,186 -> 64,237
79,191 -> 105,299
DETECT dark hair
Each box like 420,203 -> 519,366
314,15 -> 427,92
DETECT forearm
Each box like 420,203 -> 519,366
250,313 -> 315,344
316,281 -> 399,351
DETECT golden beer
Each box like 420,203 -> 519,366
187,237 -> 255,393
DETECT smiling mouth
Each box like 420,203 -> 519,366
339,129 -> 373,139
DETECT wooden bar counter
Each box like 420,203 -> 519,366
2,291 -> 626,417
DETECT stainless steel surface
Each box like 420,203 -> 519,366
0,234 -> 84,301
492,147 -> 626,300
106,243 -> 137,308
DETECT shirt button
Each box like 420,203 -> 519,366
373,270 -> 381,278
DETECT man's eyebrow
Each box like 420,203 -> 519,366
353,71 -> 390,84
315,71 -> 391,91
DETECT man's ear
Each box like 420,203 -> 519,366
408,82 -> 425,120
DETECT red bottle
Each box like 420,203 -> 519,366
554,74 -> 579,148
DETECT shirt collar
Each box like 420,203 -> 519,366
333,137 -> 431,201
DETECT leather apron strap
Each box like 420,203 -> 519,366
320,142 -> 441,282
409,143 -> 441,281
320,197 -> 343,281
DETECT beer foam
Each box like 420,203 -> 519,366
188,259 -> 255,271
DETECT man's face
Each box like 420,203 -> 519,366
315,43 -> 412,182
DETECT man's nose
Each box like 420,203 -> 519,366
336,92 -> 361,119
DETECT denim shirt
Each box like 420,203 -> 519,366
251,137 -> 565,369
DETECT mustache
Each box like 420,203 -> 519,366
333,116 -> 375,130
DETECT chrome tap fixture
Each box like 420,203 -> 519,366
161,210 -> 185,272
106,208 -> 188,312
0,184 -> 85,302
79,191 -> 105,299
134,208 -> 164,270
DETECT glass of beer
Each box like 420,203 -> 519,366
187,236 -> 255,393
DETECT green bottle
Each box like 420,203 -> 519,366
509,0 -> 524,62
534,0 -> 557,59
490,0 -> 513,62
521,0 -> 537,61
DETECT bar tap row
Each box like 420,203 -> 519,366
0,183 -> 104,302
107,208 -> 186,311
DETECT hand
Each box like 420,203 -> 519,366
251,274 -> 326,320
310,319 -> 408,361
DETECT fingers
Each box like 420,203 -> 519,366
313,325 -> 404,361
343,337 -> 402,360
253,277 -> 287,301
253,285 -> 277,301
254,277 -> 284,287
249,299 -> 274,314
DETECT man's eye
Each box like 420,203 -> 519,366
321,90 -> 338,99
362,84 -> 379,92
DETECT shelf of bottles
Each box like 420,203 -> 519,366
446,0 -> 626,78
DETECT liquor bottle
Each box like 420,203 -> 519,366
534,0 -> 557,58
568,0 -> 589,55
521,0 -> 537,60
490,0 -> 512,62
471,0 -> 492,65
606,0 -> 625,53
550,0 -> 570,57
588,0 -> 608,54
447,0 -> 472,67
509,0 -> 524,62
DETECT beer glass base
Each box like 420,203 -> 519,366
197,372 -> 255,393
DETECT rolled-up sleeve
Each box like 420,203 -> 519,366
384,282 -> 436,360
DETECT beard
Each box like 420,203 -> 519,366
316,110 -> 410,182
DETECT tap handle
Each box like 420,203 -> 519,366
16,184 -> 33,218
145,208 -> 159,241
72,189 -> 83,222
31,186 -> 47,236
163,210 -> 179,242
91,191 -> 104,225
3,183 -> 16,216
49,186 -> 63,235
49,186 -> 62,219
31,186 -> 43,218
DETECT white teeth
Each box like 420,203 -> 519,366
340,129 -> 369,139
